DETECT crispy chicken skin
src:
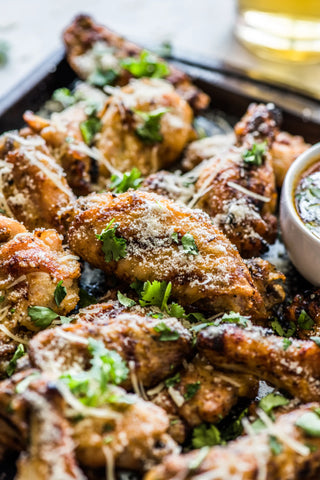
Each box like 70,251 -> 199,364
145,403 -> 320,480
96,78 -> 195,177
195,104 -> 279,258
182,133 -> 235,171
152,355 -> 258,428
0,132 -> 74,232
63,14 -> 209,111
0,217 -> 80,359
29,313 -> 192,389
197,323 -> 320,402
62,190 -> 267,318
0,370 -> 177,472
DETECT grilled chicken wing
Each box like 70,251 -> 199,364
63,15 -> 209,111
151,355 -> 258,429
182,134 -> 235,171
145,403 -> 320,480
0,370 -> 177,472
0,216 -> 80,371
62,190 -> 267,318
197,323 -> 320,402
194,103 -> 279,258
29,313 -> 192,390
96,78 -> 195,177
0,132 -> 74,232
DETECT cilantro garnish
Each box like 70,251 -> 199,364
259,393 -> 289,417
80,117 -> 101,145
171,232 -> 179,244
216,311 -> 250,327
96,219 -> 127,263
296,411 -> 320,437
117,291 -> 136,308
88,68 -> 118,87
52,88 -> 76,109
54,280 -> 67,307
192,424 -> 221,448
297,309 -> 314,330
120,50 -> 170,78
271,318 -> 296,337
242,142 -> 267,167
282,338 -> 292,351
60,338 -> 129,407
6,344 -> 25,377
28,306 -> 60,329
269,435 -> 283,455
184,381 -> 201,400
164,372 -> 181,388
139,280 -> 172,310
154,322 -> 180,341
181,233 -> 199,255
78,288 -> 97,309
110,167 -> 143,193
168,302 -> 185,318
134,108 -> 168,144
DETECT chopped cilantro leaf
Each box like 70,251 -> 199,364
139,280 -> 172,310
216,311 -> 250,328
130,280 -> 144,295
271,318 -> 296,337
80,117 -> 101,145
296,411 -> 320,437
88,68 -> 118,87
221,407 -> 248,441
78,288 -> 97,308
168,302 -> 186,318
6,344 -> 25,377
117,291 -> 136,308
269,435 -> 282,455
164,372 -> 181,388
110,167 -> 143,193
242,142 -> 267,167
54,280 -> 67,307
52,88 -> 76,109
259,393 -> 289,416
190,322 -> 214,333
60,338 -> 129,407
96,219 -> 127,263
134,107 -> 168,144
187,312 -> 207,323
181,233 -> 199,255
184,381 -> 201,400
120,50 -> 169,78
154,321 -> 180,341
192,424 -> 221,448
311,336 -> 320,347
298,309 -> 314,330
171,232 -> 179,244
28,306 -> 59,329
282,338 -> 292,351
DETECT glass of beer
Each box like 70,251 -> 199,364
236,0 -> 320,61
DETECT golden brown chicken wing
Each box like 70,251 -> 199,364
29,313 -> 192,390
63,14 -> 209,111
151,355 -> 258,428
145,403 -> 320,480
197,323 -> 320,402
62,190 -> 267,318
96,78 -> 195,177
0,132 -> 74,233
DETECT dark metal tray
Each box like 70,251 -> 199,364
0,42 -> 319,479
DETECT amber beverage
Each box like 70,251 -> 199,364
236,0 -> 320,61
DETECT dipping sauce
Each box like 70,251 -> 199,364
295,160 -> 320,239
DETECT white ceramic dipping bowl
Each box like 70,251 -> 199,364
280,142 -> 320,285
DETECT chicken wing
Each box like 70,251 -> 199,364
0,216 -> 80,372
63,14 -> 209,111
0,132 -> 74,233
194,103 -> 279,257
62,190 -> 267,318
145,403 -> 320,480
29,313 -> 192,390
151,355 -> 258,428
197,323 -> 320,402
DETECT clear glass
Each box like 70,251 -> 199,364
236,0 -> 320,62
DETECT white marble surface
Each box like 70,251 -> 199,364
0,0 -> 319,103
